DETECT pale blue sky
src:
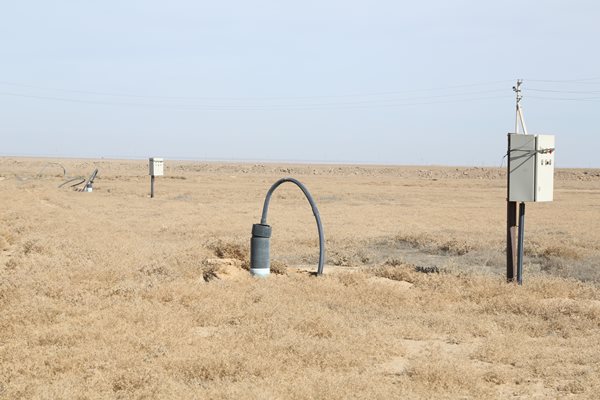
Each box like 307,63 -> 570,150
1,1 -> 599,166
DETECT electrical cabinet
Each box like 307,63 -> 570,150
149,157 -> 164,176
508,134 -> 555,202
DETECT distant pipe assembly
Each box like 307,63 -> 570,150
58,168 -> 98,192
250,177 -> 325,277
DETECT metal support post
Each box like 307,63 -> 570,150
517,202 -> 525,285
507,201 -> 518,281
506,134 -> 517,281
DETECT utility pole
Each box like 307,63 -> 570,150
506,80 -> 526,282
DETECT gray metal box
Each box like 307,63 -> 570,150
508,134 -> 555,202
149,157 -> 164,176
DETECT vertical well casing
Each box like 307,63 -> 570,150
250,224 -> 272,277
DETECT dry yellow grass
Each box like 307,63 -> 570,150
1,157 -> 600,399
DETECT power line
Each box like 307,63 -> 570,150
0,90 -> 512,110
528,88 -> 600,94
3,77 -> 600,105
10,76 -> 600,109
0,79 -> 513,101
525,77 -> 600,85
527,95 -> 600,102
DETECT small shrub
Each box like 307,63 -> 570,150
395,232 -> 431,249
201,263 -> 221,282
557,380 -> 586,394
138,262 -> 169,277
415,265 -> 440,274
384,258 -> 407,267
270,260 -> 288,275
540,256 -> 566,274
541,245 -> 582,260
371,262 -> 416,283
337,272 -> 366,287
209,239 -> 247,261
439,239 -> 472,256
327,248 -> 353,266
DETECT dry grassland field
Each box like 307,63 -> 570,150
1,157 -> 600,399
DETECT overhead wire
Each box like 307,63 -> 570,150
528,88 -> 600,94
519,79 -> 600,102
527,95 -> 600,102
0,79 -> 513,101
525,77 -> 600,84
0,88 -> 513,110
7,77 -> 600,109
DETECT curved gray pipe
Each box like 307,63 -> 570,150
257,177 -> 325,275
